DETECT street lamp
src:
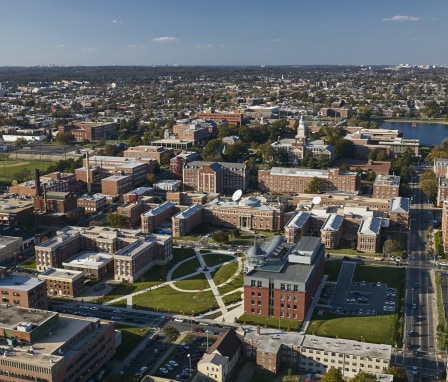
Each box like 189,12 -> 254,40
187,353 -> 192,377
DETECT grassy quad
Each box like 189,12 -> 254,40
133,284 -> 217,315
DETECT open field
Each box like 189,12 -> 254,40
238,314 -> 302,331
0,159 -> 55,184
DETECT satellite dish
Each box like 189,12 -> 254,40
232,189 -> 243,202
312,196 -> 321,205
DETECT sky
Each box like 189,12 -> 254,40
0,0 -> 447,67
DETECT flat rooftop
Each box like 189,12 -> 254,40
0,274 -> 45,291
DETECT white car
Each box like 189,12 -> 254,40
138,366 -> 148,374
169,360 -> 178,367
174,318 -> 184,322
159,367 -> 169,374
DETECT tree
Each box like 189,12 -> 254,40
106,213 -> 129,228
212,231 -> 229,244
305,176 -> 322,194
384,366 -> 408,382
419,170 -> 438,200
367,170 -> 377,182
128,134 -> 142,147
163,326 -> 180,343
376,150 -> 389,161
349,372 -> 378,382
14,137 -> 28,147
321,367 -> 344,382
55,132 -> 76,145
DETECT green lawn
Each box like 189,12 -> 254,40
218,272 -> 244,295
211,261 -> 239,285
309,263 -> 405,346
114,324 -> 152,361
222,290 -> 242,305
171,257 -> 201,279
307,311 -> 398,345
238,314 -> 301,331
19,260 -> 37,269
133,284 -> 218,315
103,248 -> 196,302
173,273 -> 209,291
0,159 -> 56,184
202,253 -> 235,267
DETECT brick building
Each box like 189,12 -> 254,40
34,191 -> 77,214
258,168 -> 360,194
141,202 -> 178,233
38,268 -> 85,297
243,236 -> 324,321
442,201 -> 448,253
123,145 -> 174,164
183,161 -> 250,194
434,158 -> 448,178
58,121 -> 118,142
114,234 -> 172,282
170,151 -> 201,178
118,202 -> 148,227
204,196 -> 284,232
77,193 -> 107,214
0,266 -> 48,309
172,204 -> 204,237
172,119 -> 218,143
101,175 -> 134,196
9,171 -> 80,196
62,251 -> 114,279
372,174 -> 400,199
357,217 -> 382,253
0,306 -> 116,382
198,110 -> 244,126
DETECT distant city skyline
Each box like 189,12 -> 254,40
1,0 -> 446,67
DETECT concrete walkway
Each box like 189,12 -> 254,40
103,248 -> 244,323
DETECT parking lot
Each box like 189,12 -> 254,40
321,261 -> 398,316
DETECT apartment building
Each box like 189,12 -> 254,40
372,175 -> 400,199
58,121 -> 118,142
183,161 -> 250,194
243,236 -> 324,321
0,306 -> 116,382
38,267 -> 85,297
0,267 -> 48,309
258,168 -> 360,194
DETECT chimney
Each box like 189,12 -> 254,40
256,325 -> 260,335
35,168 -> 41,196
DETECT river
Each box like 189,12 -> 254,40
380,121 -> 448,146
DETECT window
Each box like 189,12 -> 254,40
251,280 -> 256,287
280,283 -> 286,290
257,281 -> 262,287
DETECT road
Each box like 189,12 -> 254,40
401,178 -> 443,380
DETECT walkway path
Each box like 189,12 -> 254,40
104,249 -> 244,322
